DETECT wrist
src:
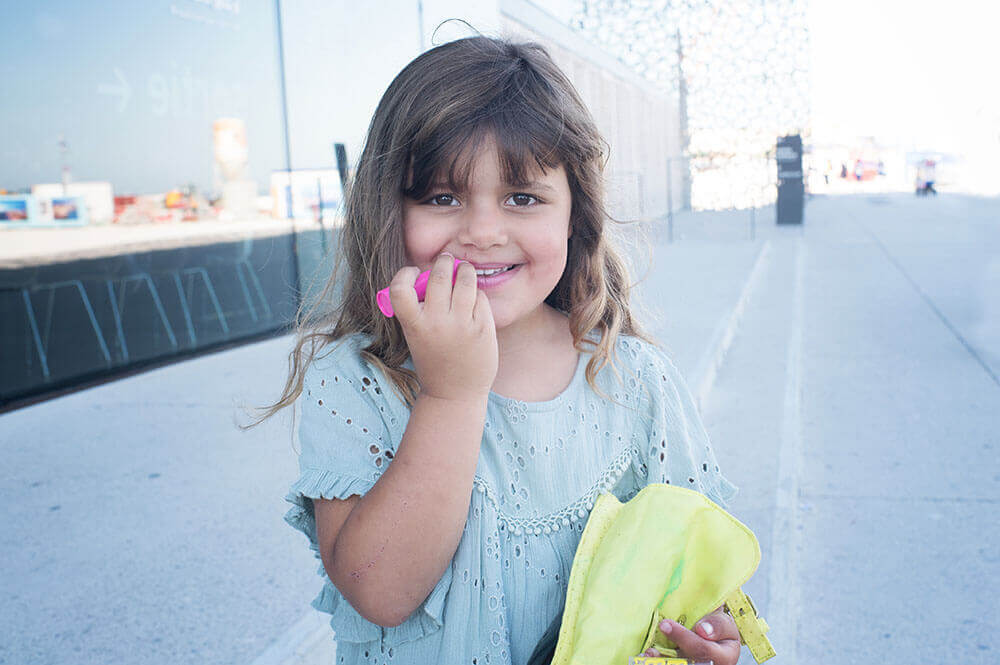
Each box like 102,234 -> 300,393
416,388 -> 491,408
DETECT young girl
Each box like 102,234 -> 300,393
270,34 -> 741,665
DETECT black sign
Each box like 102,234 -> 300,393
776,135 -> 804,225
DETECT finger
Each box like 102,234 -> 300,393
704,637 -> 741,665
472,287 -> 495,329
694,608 -> 740,643
450,260 -> 478,317
388,267 -> 422,322
423,253 -> 456,315
657,619 -> 725,664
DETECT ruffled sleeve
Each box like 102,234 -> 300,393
283,335 -> 452,647
636,341 -> 738,508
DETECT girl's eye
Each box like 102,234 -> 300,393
424,192 -> 539,206
507,193 -> 538,206
427,194 -> 458,206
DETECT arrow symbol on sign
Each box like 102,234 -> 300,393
98,67 -> 131,112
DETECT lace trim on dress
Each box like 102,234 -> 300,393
472,443 -> 642,537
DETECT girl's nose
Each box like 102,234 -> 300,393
458,205 -> 508,249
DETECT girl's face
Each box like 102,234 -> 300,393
402,135 -> 572,335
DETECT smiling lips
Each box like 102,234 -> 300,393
474,263 -> 521,288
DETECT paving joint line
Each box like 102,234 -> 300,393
250,610 -> 332,665
800,493 -> 1000,505
766,238 -> 805,664
861,221 -> 1000,390
693,240 -> 773,411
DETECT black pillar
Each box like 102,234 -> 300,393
776,134 -> 804,225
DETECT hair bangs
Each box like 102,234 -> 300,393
403,119 -> 569,201
492,109 -> 569,185
402,129 -> 484,201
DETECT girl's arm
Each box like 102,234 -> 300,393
315,391 -> 488,627
315,254 -> 497,627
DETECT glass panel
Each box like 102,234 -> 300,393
0,1 -> 301,404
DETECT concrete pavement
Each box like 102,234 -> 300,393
1,336 -> 317,664
701,194 -> 999,665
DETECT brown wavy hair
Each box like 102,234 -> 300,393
251,33 -> 656,425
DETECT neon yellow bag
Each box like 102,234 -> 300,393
549,484 -> 775,665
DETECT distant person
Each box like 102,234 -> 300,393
252,35 -> 743,665
916,159 -> 937,195
840,162 -> 848,178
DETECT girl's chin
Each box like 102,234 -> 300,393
483,306 -> 516,331
485,304 -> 551,334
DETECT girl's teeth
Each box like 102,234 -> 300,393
477,266 -> 513,277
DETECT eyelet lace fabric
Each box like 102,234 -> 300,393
284,333 -> 736,665
472,442 -> 640,537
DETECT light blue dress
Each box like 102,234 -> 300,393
284,332 -> 737,665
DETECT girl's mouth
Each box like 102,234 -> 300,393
475,264 -> 521,288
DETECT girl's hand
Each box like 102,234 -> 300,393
639,608 -> 741,665
390,253 -> 498,402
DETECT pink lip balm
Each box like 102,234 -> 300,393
376,257 -> 464,317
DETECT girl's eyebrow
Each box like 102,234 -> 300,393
429,180 -> 556,193
520,181 -> 556,193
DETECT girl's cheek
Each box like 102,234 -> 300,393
402,225 -> 440,265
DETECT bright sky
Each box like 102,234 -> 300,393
808,0 -> 1000,153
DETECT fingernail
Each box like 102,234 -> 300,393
659,619 -> 672,634
698,621 -> 714,637
440,251 -> 454,258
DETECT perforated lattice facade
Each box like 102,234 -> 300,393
569,0 -> 811,209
